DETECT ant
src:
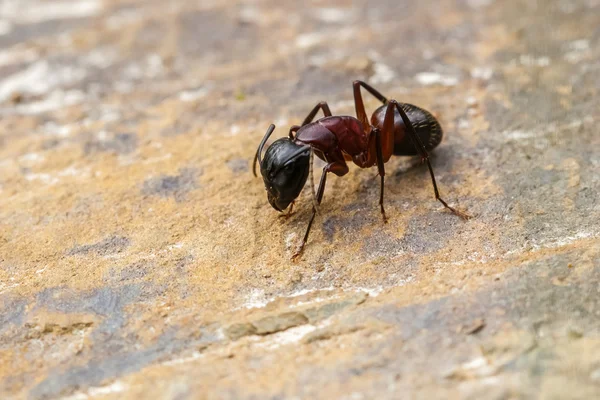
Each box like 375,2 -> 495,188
253,80 -> 470,260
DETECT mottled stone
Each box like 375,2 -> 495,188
1,0 -> 599,399
67,236 -> 130,256
141,168 -> 199,201
253,312 -> 309,335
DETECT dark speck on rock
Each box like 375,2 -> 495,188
226,159 -> 248,173
84,133 -> 138,155
142,167 -> 199,201
68,236 -> 130,256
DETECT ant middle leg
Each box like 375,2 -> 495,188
375,130 -> 388,223
390,100 -> 471,220
373,100 -> 398,223
352,80 -> 389,129
302,101 -> 332,126
289,125 -> 301,139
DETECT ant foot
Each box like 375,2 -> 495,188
291,243 -> 306,262
452,208 -> 472,220
380,206 -> 388,224
291,250 -> 303,262
446,205 -> 472,220
278,212 -> 295,220
438,199 -> 471,221
380,212 -> 389,224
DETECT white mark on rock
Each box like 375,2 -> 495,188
296,32 -> 323,49
416,72 -> 459,86
41,121 -> 72,137
0,61 -> 86,102
82,47 -> 119,69
18,152 -> 44,165
1,0 -> 102,24
24,173 -> 59,185
0,19 -> 12,35
230,125 -> 241,135
502,130 -> 538,140
16,90 -> 85,115
160,351 -> 204,367
106,8 -> 142,29
0,282 -> 20,294
61,381 -> 128,400
0,47 -> 38,67
241,289 -> 274,310
255,324 -> 317,350
314,8 -> 356,23
167,243 -> 183,251
564,39 -> 591,63
532,230 -> 597,251
142,154 -> 172,165
466,0 -> 495,8
285,232 -> 298,251
371,62 -> 396,84
122,54 -> 164,80
354,286 -> 384,297
238,6 -> 263,25
179,87 -> 210,102
514,55 -> 550,67
470,66 -> 494,80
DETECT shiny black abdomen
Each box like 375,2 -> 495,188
371,103 -> 443,156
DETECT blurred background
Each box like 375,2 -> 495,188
1,0 -> 599,399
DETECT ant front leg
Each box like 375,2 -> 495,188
278,200 -> 295,219
292,161 -> 348,261
292,166 -> 329,261
302,101 -> 332,126
390,100 -> 471,220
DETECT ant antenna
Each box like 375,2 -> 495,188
253,124 -> 276,177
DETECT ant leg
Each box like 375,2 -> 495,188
302,101 -> 332,126
353,80 -> 388,105
278,200 -> 295,219
353,80 -> 390,132
375,130 -> 388,223
292,166 -> 329,261
352,81 -> 371,128
289,125 -> 301,139
391,100 -> 471,220
373,101 -> 397,223
292,161 -> 348,261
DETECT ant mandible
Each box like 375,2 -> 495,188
253,80 -> 470,260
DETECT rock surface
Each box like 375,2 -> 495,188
1,0 -> 599,399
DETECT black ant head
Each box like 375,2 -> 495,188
260,138 -> 310,211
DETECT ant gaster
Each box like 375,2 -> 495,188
253,81 -> 470,260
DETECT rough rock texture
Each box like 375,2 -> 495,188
1,0 -> 599,399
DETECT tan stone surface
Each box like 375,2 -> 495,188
1,0 -> 599,399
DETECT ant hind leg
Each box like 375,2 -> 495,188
390,100 -> 471,220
